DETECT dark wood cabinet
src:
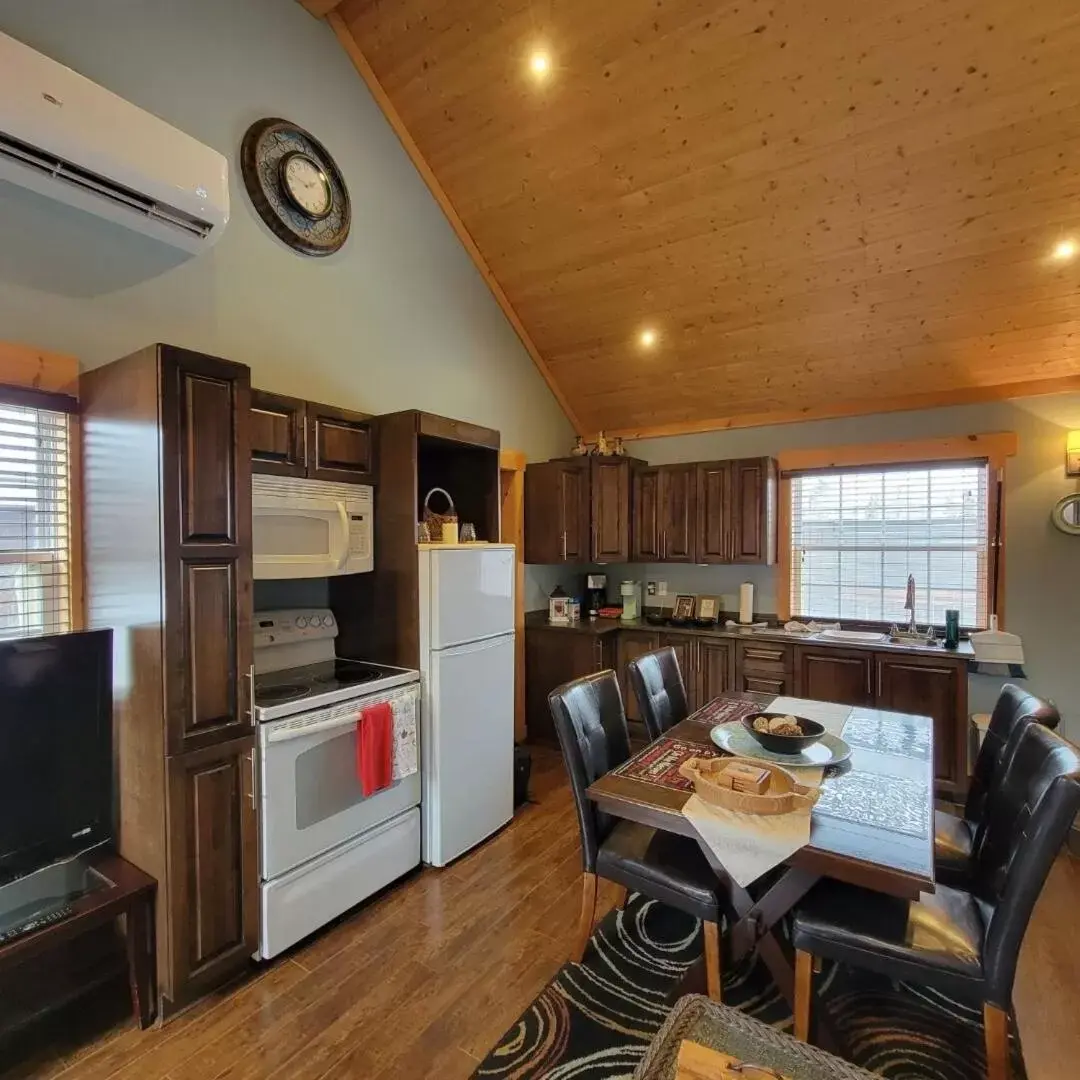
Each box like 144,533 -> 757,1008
307,402 -> 373,483
526,628 -> 614,742
696,638 -> 734,709
250,392 -> 372,484
616,629 -> 661,737
250,390 -> 307,477
591,459 -> 632,562
729,458 -> 770,563
696,461 -> 732,563
658,633 -> 697,708
166,738 -> 258,1000
83,344 -> 256,1016
631,467 -> 661,561
875,654 -> 967,789
735,640 -> 793,697
794,646 -> 874,707
524,459 -> 590,563
658,464 -> 697,562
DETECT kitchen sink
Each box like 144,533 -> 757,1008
817,629 -> 887,644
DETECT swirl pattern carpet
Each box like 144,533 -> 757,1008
472,894 -> 1025,1080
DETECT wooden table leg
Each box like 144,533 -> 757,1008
125,892 -> 157,1029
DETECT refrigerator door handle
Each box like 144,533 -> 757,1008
435,632 -> 515,658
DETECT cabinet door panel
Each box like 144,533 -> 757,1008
162,348 -> 252,757
616,630 -> 660,731
560,464 -> 590,562
525,630 -> 602,743
591,460 -> 630,562
631,467 -> 661,561
308,404 -> 372,483
696,462 -> 732,563
697,639 -> 734,708
731,458 -> 777,564
659,465 -> 696,562
250,390 -> 307,477
795,648 -> 873,707
180,372 -> 236,544
658,634 -> 697,711
876,656 -> 965,788
166,738 -> 257,1006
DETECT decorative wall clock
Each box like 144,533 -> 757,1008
240,117 -> 351,256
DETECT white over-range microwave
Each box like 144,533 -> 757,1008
252,475 -> 373,579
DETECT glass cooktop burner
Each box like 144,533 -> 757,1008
253,658 -> 408,711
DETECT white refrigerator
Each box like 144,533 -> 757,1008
417,544 -> 516,867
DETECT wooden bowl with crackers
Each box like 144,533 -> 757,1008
679,756 -> 820,815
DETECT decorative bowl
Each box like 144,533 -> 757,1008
741,712 -> 825,754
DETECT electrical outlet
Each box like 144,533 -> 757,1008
646,581 -> 657,596
658,581 -> 668,596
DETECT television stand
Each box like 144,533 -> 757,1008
0,852 -> 157,1029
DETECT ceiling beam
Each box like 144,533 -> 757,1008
295,0 -> 341,17
326,12 -> 583,436
606,375 -> 1080,443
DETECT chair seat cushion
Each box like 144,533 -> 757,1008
792,880 -> 986,994
934,808 -> 975,887
597,821 -> 721,923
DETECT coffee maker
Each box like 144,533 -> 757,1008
585,573 -> 607,617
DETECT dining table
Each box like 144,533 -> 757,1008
586,690 -> 936,1009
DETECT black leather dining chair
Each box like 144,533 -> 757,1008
548,670 -> 725,1000
791,723 -> 1080,1080
935,683 -> 1060,886
627,646 -> 690,741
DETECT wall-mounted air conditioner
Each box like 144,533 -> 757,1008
0,31 -> 229,254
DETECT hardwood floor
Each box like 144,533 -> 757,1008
2,746 -> 1078,1080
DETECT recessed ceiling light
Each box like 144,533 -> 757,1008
639,328 -> 658,349
1051,239 -> 1077,262
529,51 -> 551,78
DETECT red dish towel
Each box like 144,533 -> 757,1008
356,701 -> 394,797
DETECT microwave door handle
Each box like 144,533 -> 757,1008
335,500 -> 351,569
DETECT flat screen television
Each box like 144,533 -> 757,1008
0,629 -> 113,885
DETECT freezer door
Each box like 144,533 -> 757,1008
428,546 -> 515,649
423,632 -> 514,866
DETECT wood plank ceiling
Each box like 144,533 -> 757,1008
329,0 -> 1080,437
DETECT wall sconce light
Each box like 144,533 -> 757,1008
1067,430 -> 1080,477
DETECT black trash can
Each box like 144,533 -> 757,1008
513,744 -> 532,808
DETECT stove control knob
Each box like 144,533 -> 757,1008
323,614 -> 335,628
296,616 -> 308,629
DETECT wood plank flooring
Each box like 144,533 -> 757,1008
2,746 -> 1078,1080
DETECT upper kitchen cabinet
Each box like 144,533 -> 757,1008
695,461 -> 732,563
632,464 -> 696,563
250,390 -> 373,484
525,457 -> 641,564
730,457 -> 777,564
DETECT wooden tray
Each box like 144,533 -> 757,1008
679,756 -> 820,815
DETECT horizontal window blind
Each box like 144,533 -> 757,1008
790,461 -> 990,629
0,402 -> 72,640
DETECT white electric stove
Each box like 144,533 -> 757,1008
253,608 -> 421,960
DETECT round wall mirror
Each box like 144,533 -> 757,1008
1050,493 -> 1080,535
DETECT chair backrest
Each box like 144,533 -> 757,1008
965,683 -> 1060,822
973,723 -> 1080,1007
548,670 -> 632,873
627,646 -> 690,741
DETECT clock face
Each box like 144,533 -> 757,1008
280,153 -> 332,219
240,118 -> 351,256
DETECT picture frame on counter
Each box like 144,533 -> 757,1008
696,595 -> 721,623
672,594 -> 696,622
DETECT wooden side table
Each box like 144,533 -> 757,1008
0,852 -> 157,1029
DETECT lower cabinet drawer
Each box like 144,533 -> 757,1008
736,640 -> 793,675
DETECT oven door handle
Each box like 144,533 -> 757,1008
265,711 -> 362,744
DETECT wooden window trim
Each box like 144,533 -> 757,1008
776,433 -> 1018,627
0,341 -> 83,630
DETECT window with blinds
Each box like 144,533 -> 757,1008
789,461 -> 991,629
0,401 -> 72,640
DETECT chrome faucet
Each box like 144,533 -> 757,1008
903,574 -> 917,634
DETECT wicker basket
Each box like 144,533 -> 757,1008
422,487 -> 458,542
679,756 -> 819,816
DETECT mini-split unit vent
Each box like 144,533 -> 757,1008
0,30 -> 229,254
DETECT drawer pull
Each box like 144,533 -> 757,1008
744,648 -> 783,662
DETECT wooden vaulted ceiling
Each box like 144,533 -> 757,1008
312,0 -> 1080,437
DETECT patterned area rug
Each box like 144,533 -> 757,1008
472,895 -> 1025,1080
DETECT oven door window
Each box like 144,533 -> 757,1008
294,728 -> 369,829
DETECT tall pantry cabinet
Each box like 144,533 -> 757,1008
82,344 -> 257,1017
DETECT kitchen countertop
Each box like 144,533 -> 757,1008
524,609 -> 975,660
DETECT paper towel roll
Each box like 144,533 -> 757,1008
738,583 -> 754,624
